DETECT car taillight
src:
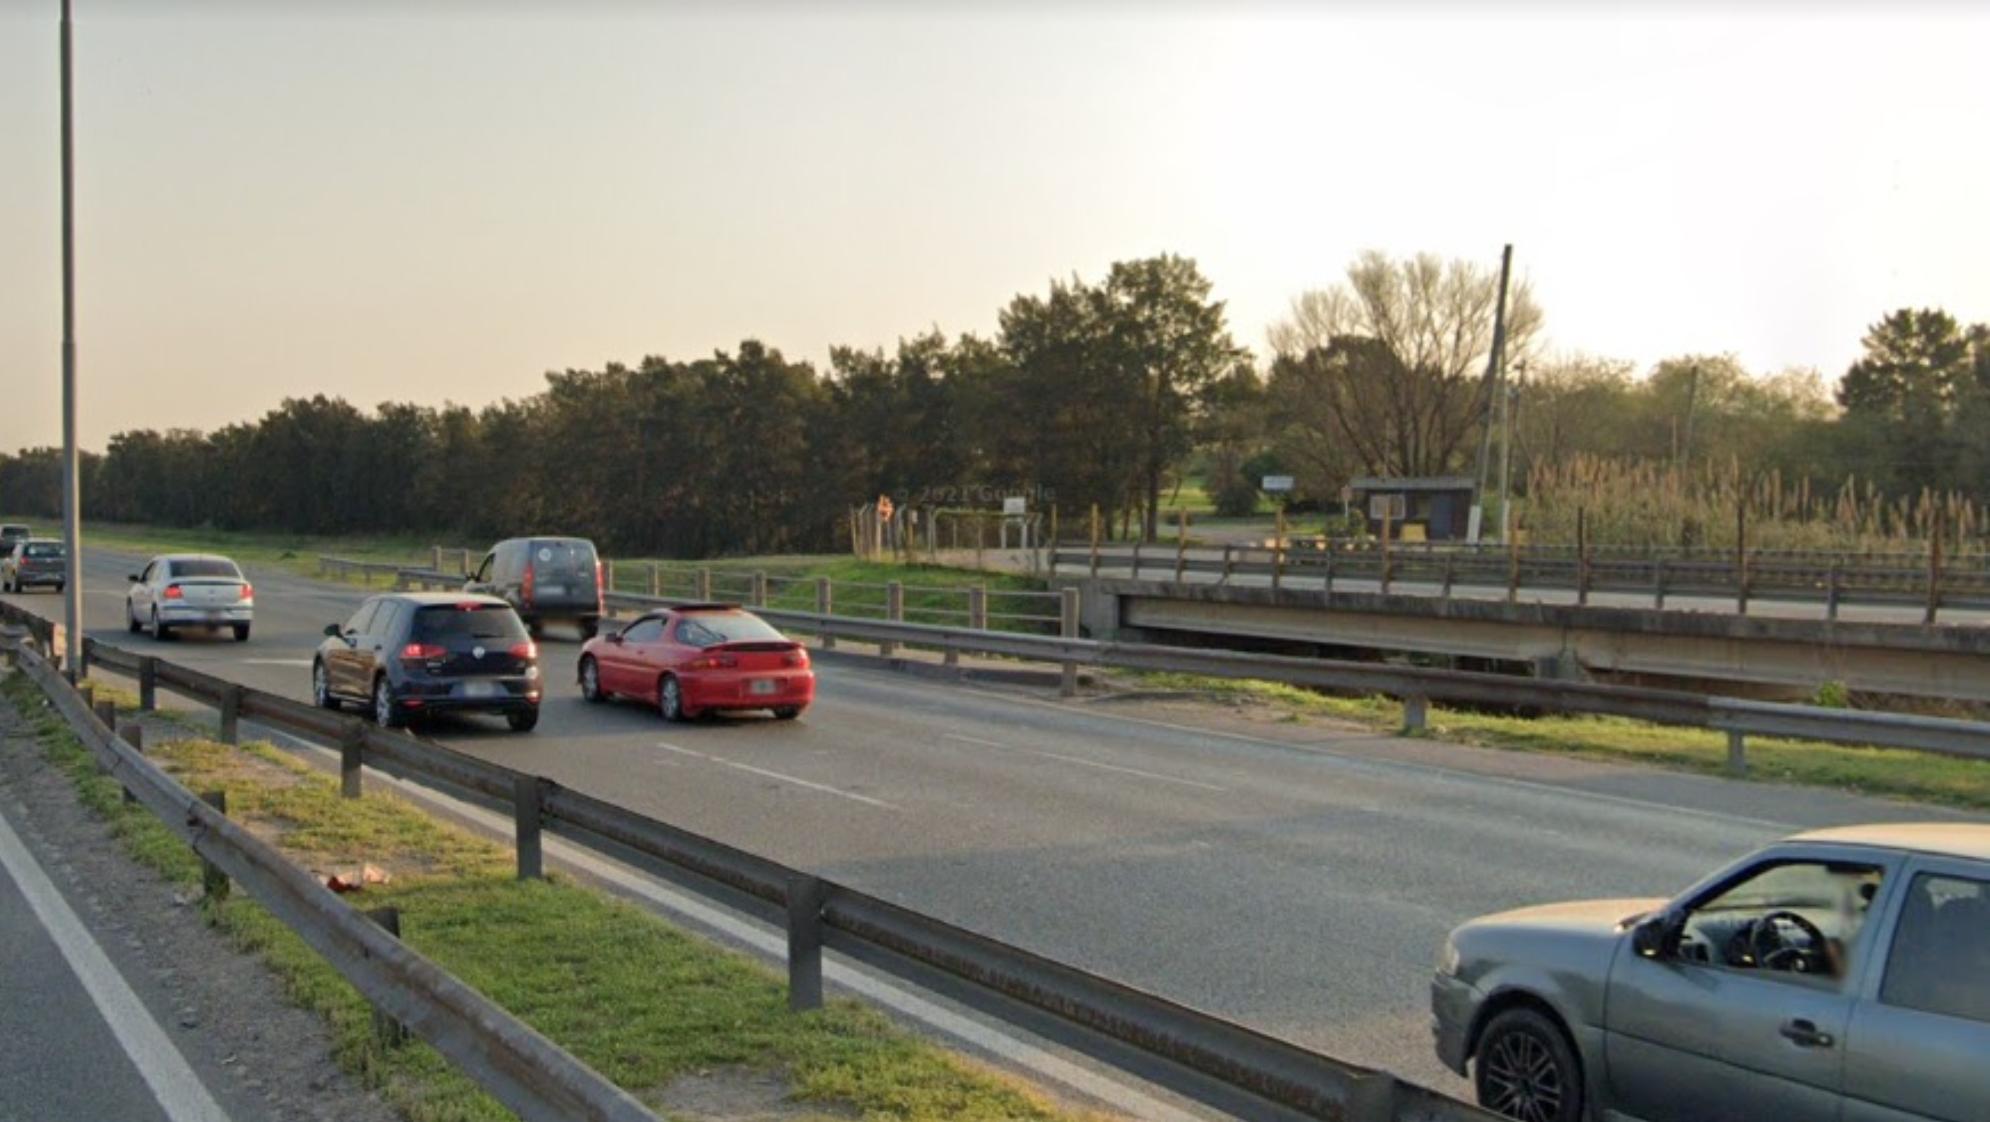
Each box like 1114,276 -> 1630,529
238,583 -> 253,602
686,654 -> 738,671
595,559 -> 605,610
522,566 -> 535,605
399,642 -> 447,663
163,585 -> 184,600
509,641 -> 536,660
782,648 -> 809,668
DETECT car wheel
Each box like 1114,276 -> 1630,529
127,601 -> 141,633
579,656 -> 603,703
151,608 -> 173,641
527,618 -> 543,640
773,706 -> 803,721
506,708 -> 540,732
232,623 -> 251,642
658,674 -> 684,722
1474,1008 -> 1583,1122
579,618 -> 599,641
313,661 -> 341,711
372,678 -> 404,729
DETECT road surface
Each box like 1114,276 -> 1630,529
9,546 -> 1982,1096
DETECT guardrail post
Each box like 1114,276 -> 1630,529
1726,730 -> 1748,776
1220,544 -> 1234,584
696,568 -> 713,602
1926,533 -> 1943,625
218,686 -> 242,745
786,874 -> 826,1012
1826,563 -> 1842,621
968,585 -> 987,631
1174,508 -> 1188,584
364,907 -> 412,1049
882,582 -> 903,659
1507,533 -> 1522,604
93,697 -> 115,732
1736,502 -> 1750,615
340,721 -> 365,799
514,775 -> 544,881
1654,556 -> 1669,611
200,790 -> 230,901
1059,588 -> 1080,698
1401,694 -> 1428,734
1322,543 -> 1336,605
77,682 -> 94,710
119,724 -> 142,805
1088,504 -> 1101,577
646,562 -> 659,597
752,570 -> 768,608
1440,553 -> 1455,601
816,577 -> 835,651
1575,507 -> 1590,606
1130,538 -> 1143,580
1380,511 -> 1394,595
1346,1072 -> 1400,1122
431,545 -> 443,571
138,656 -> 157,711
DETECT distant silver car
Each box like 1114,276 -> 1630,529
1433,824 -> 1990,1121
125,553 -> 254,641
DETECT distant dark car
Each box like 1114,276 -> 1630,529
2,539 -> 66,594
466,537 -> 603,639
0,525 -> 31,553
313,593 -> 541,731
576,604 -> 814,722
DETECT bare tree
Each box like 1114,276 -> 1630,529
1267,251 -> 1543,480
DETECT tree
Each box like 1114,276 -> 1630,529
1836,308 -> 1984,493
1267,251 -> 1543,480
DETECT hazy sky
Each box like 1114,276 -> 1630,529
3,2 -> 1987,452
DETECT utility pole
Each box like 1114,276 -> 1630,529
59,0 -> 84,678
1468,244 -> 1513,543
1497,375 -> 1520,542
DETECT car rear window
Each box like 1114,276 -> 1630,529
676,612 -> 785,648
170,559 -> 241,579
529,540 -> 597,575
24,543 -> 63,558
412,604 -> 528,642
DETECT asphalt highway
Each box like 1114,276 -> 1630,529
10,546 -> 1984,1096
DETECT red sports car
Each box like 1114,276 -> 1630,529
577,604 -> 815,721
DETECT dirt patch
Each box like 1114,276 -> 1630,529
657,1066 -> 856,1122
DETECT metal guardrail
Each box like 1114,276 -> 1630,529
0,631 -> 659,1122
0,606 -> 1501,1122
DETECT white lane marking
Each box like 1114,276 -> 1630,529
254,728 -> 1205,1122
240,658 -> 313,668
655,742 -> 899,811
0,806 -> 231,1122
941,732 -> 1006,748
1028,751 -> 1229,793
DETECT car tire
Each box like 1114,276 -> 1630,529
1474,1008 -> 1584,1122
579,619 -> 599,641
578,656 -> 603,703
372,677 -> 404,729
313,661 -> 341,711
53,584 -> 62,595
151,609 -> 173,641
232,624 -> 251,642
506,708 -> 540,732
127,602 -> 141,634
658,674 -> 685,723
527,618 -> 543,641
773,706 -> 803,721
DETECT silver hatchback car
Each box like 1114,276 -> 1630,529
1433,824 -> 1990,1122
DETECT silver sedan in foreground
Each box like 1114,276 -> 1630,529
126,553 -> 254,640
1434,824 -> 1990,1122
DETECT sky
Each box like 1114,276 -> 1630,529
2,1 -> 1987,452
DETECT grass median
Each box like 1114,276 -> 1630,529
1121,670 -> 1990,813
0,672 -> 1099,1122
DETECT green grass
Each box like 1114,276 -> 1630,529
1125,670 -> 1990,812
2,514 -> 450,587
608,557 -> 1058,633
1,672 -> 1097,1122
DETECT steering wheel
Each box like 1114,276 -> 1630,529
1748,911 -> 1830,973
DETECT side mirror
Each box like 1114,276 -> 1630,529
1632,914 -> 1676,959
606,631 -> 625,645
324,623 -> 342,638
127,573 -> 141,582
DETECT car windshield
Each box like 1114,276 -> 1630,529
412,604 -> 528,642
170,559 -> 241,579
24,543 -> 63,558
676,612 -> 785,648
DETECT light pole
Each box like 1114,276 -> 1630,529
1468,244 -> 1514,543
59,0 -> 84,678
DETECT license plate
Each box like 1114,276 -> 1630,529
749,679 -> 778,696
205,610 -> 223,622
463,681 -> 498,699
538,584 -> 565,596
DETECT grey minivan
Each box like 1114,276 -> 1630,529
466,537 -> 603,639
1433,823 -> 1990,1121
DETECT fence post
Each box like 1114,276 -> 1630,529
816,577 -> 835,651
1220,544 -> 1234,584
696,568 -> 713,602
751,570 -> 768,608
1440,552 -> 1455,601
199,790 -> 230,901
882,582 -> 903,659
1726,730 -> 1748,776
119,724 -> 142,805
78,683 -> 94,710
975,517 -> 986,572
1380,511 -> 1394,595
1736,501 -> 1750,615
968,584 -> 987,632
1089,504 -> 1101,576
1401,694 -> 1428,734
93,698 -> 115,732
138,656 -> 156,711
514,775 -> 544,881
1654,556 -> 1669,611
1576,507 -> 1590,606
431,545 -> 443,572
1323,542 -> 1337,605
1059,588 -> 1080,698
364,907 -> 412,1048
1826,562 -> 1842,621
1926,532 -> 1943,625
340,721 -> 364,799
787,874 -> 826,1012
1507,532 -> 1521,604
1048,505 -> 1059,572
1272,506 -> 1286,594
1174,508 -> 1187,584
218,686 -> 242,745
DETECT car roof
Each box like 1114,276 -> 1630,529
1789,823 -> 1990,862
382,591 -> 511,607
154,553 -> 239,563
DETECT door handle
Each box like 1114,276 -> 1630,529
1779,1019 -> 1834,1048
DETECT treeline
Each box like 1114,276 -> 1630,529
2,251 -> 1985,555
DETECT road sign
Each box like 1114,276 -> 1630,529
1262,475 -> 1294,493
1002,496 -> 1027,516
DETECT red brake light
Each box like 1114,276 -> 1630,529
399,642 -> 447,662
521,565 -> 535,605
509,641 -> 537,660
783,648 -> 809,668
163,585 -> 184,600
595,559 -> 605,611
239,583 -> 254,602
686,654 -> 738,671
